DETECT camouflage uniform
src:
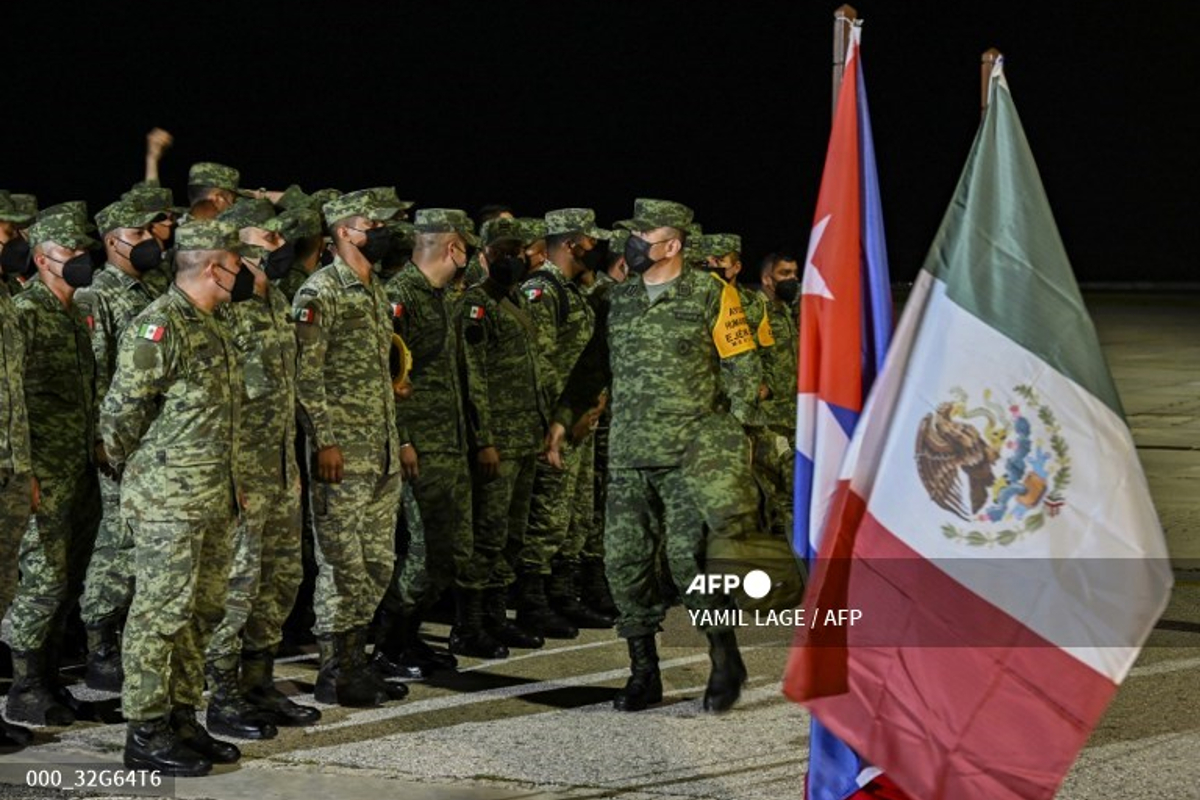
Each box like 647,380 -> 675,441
753,289 -> 798,537
516,210 -> 601,579
121,187 -> 181,296
0,277 -> 32,617
293,193 -> 403,638
562,200 -> 761,639
101,221 -> 243,722
75,203 -> 164,634
386,209 -> 478,611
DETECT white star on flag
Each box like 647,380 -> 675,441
802,213 -> 835,299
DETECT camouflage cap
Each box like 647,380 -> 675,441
188,161 -> 242,193
323,189 -> 399,227
218,197 -> 277,231
265,208 -> 323,241
0,190 -> 35,225
122,186 -> 184,217
175,219 -> 248,254
40,200 -> 94,227
10,194 -> 38,222
480,216 -> 524,246
367,186 -> 415,213
616,198 -> 695,232
544,208 -> 608,239
412,208 -> 480,247
607,228 -> 630,256
94,200 -> 163,236
310,188 -> 342,208
385,219 -> 416,249
707,233 -> 742,256
515,217 -> 547,245
685,222 -> 704,237
275,184 -> 314,211
26,212 -> 97,250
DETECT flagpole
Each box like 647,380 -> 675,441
981,47 -> 1003,117
832,4 -> 857,114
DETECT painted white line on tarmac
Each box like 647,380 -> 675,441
461,637 -> 624,672
1127,654 -> 1200,678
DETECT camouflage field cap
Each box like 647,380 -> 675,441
385,219 -> 416,249
480,216 -> 524,246
412,208 -> 480,247
275,184 -> 314,211
266,208 -> 323,241
188,161 -> 244,194
368,186 -> 415,213
516,217 -> 547,245
40,201 -> 96,232
616,199 -> 695,232
607,228 -> 629,256
323,189 -> 401,227
94,200 -> 163,236
26,213 -> 97,250
685,222 -> 704,237
0,191 -> 35,225
544,208 -> 608,239
218,198 -> 277,230
175,219 -> 249,254
123,186 -> 185,217
10,194 -> 38,222
310,188 -> 342,208
707,233 -> 742,257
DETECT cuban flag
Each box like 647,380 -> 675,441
791,24 -> 897,800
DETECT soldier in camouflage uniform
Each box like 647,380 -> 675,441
102,219 -> 251,776
74,200 -> 167,693
460,217 -> 547,653
3,210 -> 101,727
198,202 -> 320,737
270,207 -> 326,301
515,209 -> 608,638
121,186 -> 181,297
293,191 -> 405,708
185,162 -> 249,217
379,208 -> 491,670
550,199 -> 760,714
755,253 -> 801,537
0,191 -> 37,747
0,191 -> 36,293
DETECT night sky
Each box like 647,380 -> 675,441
9,1 -> 1197,283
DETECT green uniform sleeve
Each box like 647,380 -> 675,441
555,295 -> 610,430
293,288 -> 338,451
523,280 -> 563,406
462,300 -> 494,450
385,281 -> 414,446
100,316 -> 175,467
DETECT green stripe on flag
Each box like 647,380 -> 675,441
920,70 -> 1123,418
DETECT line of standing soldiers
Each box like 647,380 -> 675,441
0,163 -> 801,777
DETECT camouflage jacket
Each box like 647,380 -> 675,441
100,284 -> 240,521
275,263 -> 314,304
461,279 -> 547,457
293,258 -> 401,473
563,267 -> 760,468
386,261 -> 468,455
219,285 -> 297,488
755,291 -> 799,433
14,280 -> 97,476
74,263 -> 158,438
0,281 -> 31,475
139,250 -> 176,297
522,260 -> 595,405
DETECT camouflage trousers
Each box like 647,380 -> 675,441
589,425 -> 610,562
604,421 -> 758,639
121,510 -> 235,721
80,471 -> 133,626
750,427 -> 794,539
390,451 -> 472,609
516,439 -> 587,575
0,471 -> 32,615
310,464 -> 401,636
473,452 -> 536,591
557,436 -> 601,564
2,466 -> 99,651
206,472 -> 303,666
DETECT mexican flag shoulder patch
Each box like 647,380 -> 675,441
137,322 -> 165,342
468,304 -> 485,320
295,307 -> 319,324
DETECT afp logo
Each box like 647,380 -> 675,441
685,569 -> 773,600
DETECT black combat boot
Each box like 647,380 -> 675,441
701,629 -> 747,714
370,611 -> 426,679
350,627 -> 407,701
5,650 -> 74,725
548,560 -> 614,629
124,715 -> 211,776
579,557 -> 618,616
515,569 -> 578,639
398,614 -> 458,673
241,647 -> 321,726
204,661 -> 278,740
314,632 -> 385,707
84,616 -> 123,692
448,589 -> 509,659
0,718 -> 33,748
169,705 -> 239,764
612,635 -> 663,712
482,588 -> 543,649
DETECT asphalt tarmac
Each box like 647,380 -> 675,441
2,291 -> 1197,800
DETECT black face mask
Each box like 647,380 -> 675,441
48,253 -> 94,288
774,277 -> 801,305
264,241 -> 296,281
578,242 -> 606,274
319,246 -> 335,268
624,235 -> 657,275
218,262 -> 255,302
122,238 -> 165,273
489,255 -> 527,288
356,227 -> 392,263
0,238 -> 31,276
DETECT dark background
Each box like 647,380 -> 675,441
8,1 -> 1197,283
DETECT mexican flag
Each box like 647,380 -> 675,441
783,58 -> 1173,800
